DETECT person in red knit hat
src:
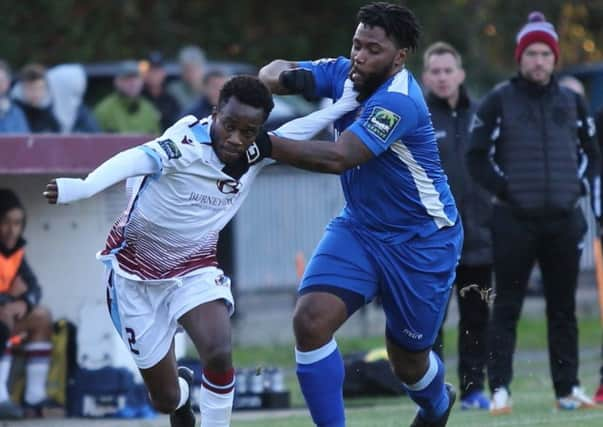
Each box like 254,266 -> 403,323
467,11 -> 600,414
514,11 -> 560,63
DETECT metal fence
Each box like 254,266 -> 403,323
232,165 -> 345,291
232,169 -> 599,292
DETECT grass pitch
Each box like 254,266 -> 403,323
231,315 -> 603,426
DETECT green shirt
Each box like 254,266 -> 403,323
94,93 -> 161,135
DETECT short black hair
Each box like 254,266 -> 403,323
218,75 -> 274,120
357,2 -> 421,51
20,63 -> 46,83
0,188 -> 24,219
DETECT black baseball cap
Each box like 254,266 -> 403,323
147,51 -> 164,68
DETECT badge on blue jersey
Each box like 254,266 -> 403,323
157,139 -> 182,159
364,107 -> 401,142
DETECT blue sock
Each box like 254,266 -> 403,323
296,339 -> 345,427
404,351 -> 449,422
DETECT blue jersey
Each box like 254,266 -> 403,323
299,57 -> 458,243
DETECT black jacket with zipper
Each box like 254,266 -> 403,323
427,87 -> 492,266
467,74 -> 600,219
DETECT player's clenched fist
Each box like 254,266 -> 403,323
279,68 -> 317,101
43,179 -> 58,204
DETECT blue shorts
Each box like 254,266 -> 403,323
300,217 -> 463,351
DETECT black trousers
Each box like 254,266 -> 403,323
434,264 -> 492,398
487,205 -> 587,397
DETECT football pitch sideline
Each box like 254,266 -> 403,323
8,348 -> 603,427
233,347 -> 603,427
232,316 -> 603,427
8,317 -> 603,427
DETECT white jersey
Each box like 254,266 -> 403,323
98,115 -> 271,281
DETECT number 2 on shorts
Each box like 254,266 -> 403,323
125,327 -> 140,355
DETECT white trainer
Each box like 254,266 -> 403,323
557,386 -> 596,410
490,387 -> 512,415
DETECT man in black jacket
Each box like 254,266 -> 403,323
142,52 -> 181,132
595,104 -> 603,405
0,189 -> 53,419
467,11 -> 600,414
423,41 -> 492,411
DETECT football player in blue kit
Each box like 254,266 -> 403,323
258,2 -> 462,426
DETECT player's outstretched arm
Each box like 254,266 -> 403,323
272,79 -> 358,141
258,60 -> 299,94
259,60 -> 317,102
43,147 -> 159,205
268,130 -> 373,174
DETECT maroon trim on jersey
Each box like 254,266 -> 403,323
103,227 -> 125,251
115,251 -> 218,279
102,224 -> 219,279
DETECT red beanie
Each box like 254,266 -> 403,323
514,11 -> 559,63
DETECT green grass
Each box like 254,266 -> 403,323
233,314 -> 603,368
230,315 -> 603,426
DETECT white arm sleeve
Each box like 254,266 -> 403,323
272,78 -> 359,140
55,147 -> 159,204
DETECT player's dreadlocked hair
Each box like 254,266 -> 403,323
218,75 -> 275,120
357,2 -> 421,51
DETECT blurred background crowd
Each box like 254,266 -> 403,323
1,0 -> 603,422
1,0 -> 602,137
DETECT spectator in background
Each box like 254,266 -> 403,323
548,73 -> 603,407
593,86 -> 603,405
422,41 -> 492,411
185,70 -> 228,119
0,60 -> 29,133
167,45 -> 206,113
556,71 -> 603,409
47,64 -> 100,133
142,51 -> 180,131
559,75 -> 586,98
94,60 -> 160,134
12,64 -> 60,133
467,11 -> 600,414
0,189 -> 53,419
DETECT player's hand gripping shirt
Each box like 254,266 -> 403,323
98,115 -> 271,281
299,57 -> 458,242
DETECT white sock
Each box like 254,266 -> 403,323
200,387 -> 234,427
0,353 -> 12,402
175,377 -> 190,410
24,341 -> 52,405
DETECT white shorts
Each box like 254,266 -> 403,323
105,266 -> 234,369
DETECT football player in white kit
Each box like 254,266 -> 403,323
43,75 -> 358,427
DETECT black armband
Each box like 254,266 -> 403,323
255,129 -> 273,158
